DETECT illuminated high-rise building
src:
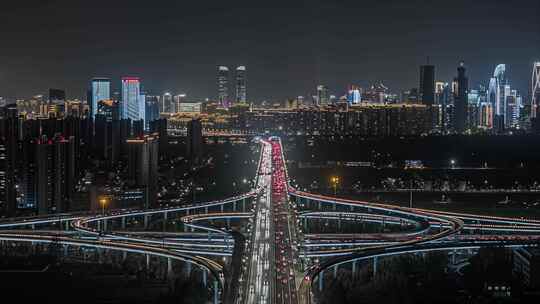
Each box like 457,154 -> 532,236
235,66 -> 247,103
121,77 -> 144,123
419,64 -> 435,106
316,85 -> 329,105
532,62 -> 540,118
162,92 -> 173,113
217,66 -> 230,108
90,78 -> 111,118
453,62 -> 468,133
347,85 -> 361,104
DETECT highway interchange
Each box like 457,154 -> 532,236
1,136 -> 540,304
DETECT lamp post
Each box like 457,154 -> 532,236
99,197 -> 108,216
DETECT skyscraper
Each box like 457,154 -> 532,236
217,66 -> 230,108
453,62 -> 469,133
121,77 -> 144,123
162,92 -> 173,113
317,85 -> 329,105
186,118 -> 203,165
127,134 -> 159,209
532,62 -> 540,118
235,66 -> 247,103
90,78 -> 111,119
419,65 -> 435,106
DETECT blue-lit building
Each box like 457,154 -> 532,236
347,85 -> 361,104
90,78 -> 111,119
121,77 -> 145,125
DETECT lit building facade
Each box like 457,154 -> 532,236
121,77 -> 144,123
235,66 -> 247,103
217,66 -> 230,108
90,78 -> 111,119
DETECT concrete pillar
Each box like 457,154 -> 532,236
167,258 -> 173,279
146,254 -> 150,269
318,201 -> 321,210
103,219 -> 108,232
233,201 -> 237,211
144,215 -> 149,229
318,271 -> 324,291
220,204 -> 224,212
163,212 -> 168,231
123,251 -> 127,262
63,244 -> 68,256
97,220 -> 101,231
452,249 -> 457,265
65,221 -> 70,231
121,217 -> 126,229
373,256 -> 378,276
202,269 -> 207,287
213,280 -> 219,304
226,218 -> 230,229
333,264 -> 338,278
242,198 -> 246,212
205,207 -> 208,214
186,262 -> 192,277
352,260 -> 357,275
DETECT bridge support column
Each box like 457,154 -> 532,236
64,220 -> 70,231
226,218 -> 230,229
186,208 -> 190,216
242,198 -> 246,212
121,217 -> 126,229
233,201 -> 237,212
318,201 -> 321,210
163,212 -> 168,231
103,219 -> 108,232
97,220 -> 101,231
452,249 -> 457,265
144,215 -> 149,229
373,256 -> 378,277
146,254 -> 150,270
186,262 -> 192,277
220,204 -> 224,213
63,244 -> 68,257
31,224 -> 35,230
122,251 -> 127,262
213,280 -> 219,304
333,203 -> 336,211
352,260 -> 357,275
333,265 -> 338,278
202,269 -> 207,287
167,258 -> 173,280
318,271 -> 324,291
205,207 -> 208,214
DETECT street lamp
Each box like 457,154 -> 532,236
331,176 -> 340,196
99,197 -> 108,215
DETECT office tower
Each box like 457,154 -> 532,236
127,135 -> 159,209
347,85 -> 361,104
121,77 -> 144,123
532,62 -> 540,118
162,92 -> 173,113
419,64 -> 435,106
186,118 -> 203,165
217,66 -> 230,108
453,62 -> 469,133
317,85 -> 329,105
174,94 -> 186,112
145,95 -> 160,129
479,102 -> 494,129
235,66 -> 247,103
90,78 -> 111,119
491,64 -> 507,131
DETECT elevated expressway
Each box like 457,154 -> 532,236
2,136 -> 540,304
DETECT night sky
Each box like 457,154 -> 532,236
0,0 -> 539,102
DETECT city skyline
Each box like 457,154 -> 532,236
0,0 -> 538,101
